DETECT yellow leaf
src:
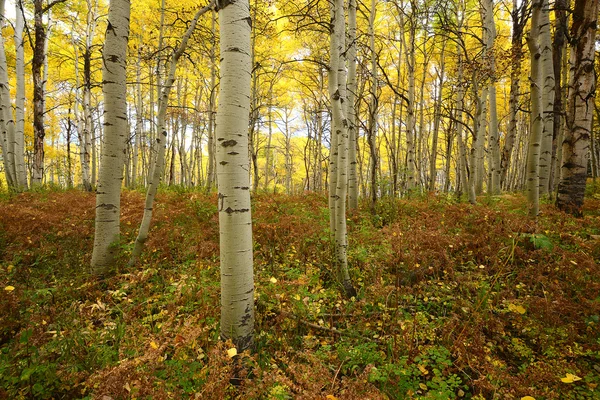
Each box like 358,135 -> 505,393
521,396 -> 536,400
227,347 -> 237,358
326,395 -> 338,400
150,341 -> 159,350
4,286 -> 15,292
560,373 -> 582,383
7,265 -> 14,273
270,277 -> 277,284
418,364 -> 429,375
508,304 -> 526,314
419,383 -> 428,390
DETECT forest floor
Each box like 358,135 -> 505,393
0,186 -> 599,400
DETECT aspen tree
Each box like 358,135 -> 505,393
329,0 -> 355,297
13,0 -> 27,189
538,0 -> 554,195
482,0 -> 500,195
347,0 -> 358,209
501,0 -> 527,189
0,0 -> 16,189
205,9 -> 218,191
91,0 -> 130,275
405,1 -> 417,191
556,0 -> 599,215
129,2 -> 214,265
216,0 -> 254,350
526,0 -> 543,216
367,0 -> 378,208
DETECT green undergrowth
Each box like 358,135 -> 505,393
0,188 -> 599,399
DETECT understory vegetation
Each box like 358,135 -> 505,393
1,187 -> 599,399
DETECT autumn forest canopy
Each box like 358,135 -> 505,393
0,0 -> 599,398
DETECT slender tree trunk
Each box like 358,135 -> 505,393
216,0 -> 254,352
475,87 -> 488,195
206,10 -> 218,191
526,0 -> 543,216
538,0 -> 554,196
329,0 -> 355,297
556,0 -> 599,215
480,0 -> 500,195
130,2 -> 214,264
0,0 -> 16,189
367,0 -> 378,208
405,16 -> 416,191
429,40 -> 445,192
13,0 -> 27,189
91,0 -> 130,275
550,0 -> 568,194
347,0 -> 358,209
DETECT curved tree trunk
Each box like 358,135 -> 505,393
130,2 -> 214,265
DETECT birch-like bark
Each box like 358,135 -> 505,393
206,9 -> 217,191
550,0 -> 568,194
72,25 -> 92,192
538,0 -> 554,196
91,0 -> 130,274
82,0 -> 97,190
13,0 -> 27,189
429,39 -> 445,192
475,87 -> 488,195
526,0 -> 543,216
556,0 -> 599,215
481,0 -> 500,195
405,14 -> 416,191
347,0 -> 358,209
133,38 -> 143,187
216,0 -> 254,351
0,0 -> 16,188
500,0 -> 526,189
367,0 -> 378,208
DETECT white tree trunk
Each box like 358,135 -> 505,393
346,0 -> 358,209
13,0 -> 27,189
91,0 -> 130,274
0,0 -> 16,189
329,0 -> 355,297
216,0 -> 254,351
538,0 -> 554,195
556,0 -> 599,215
130,2 -> 213,265
526,0 -> 543,216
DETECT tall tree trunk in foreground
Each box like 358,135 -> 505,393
91,0 -> 130,275
526,0 -> 543,216
556,0 -> 599,215
216,0 -> 254,352
329,0 -> 356,298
